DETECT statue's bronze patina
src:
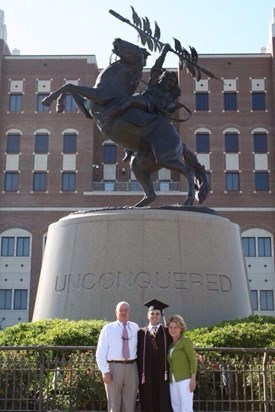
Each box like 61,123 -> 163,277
42,7 -> 220,207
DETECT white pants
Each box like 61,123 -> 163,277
169,378 -> 193,412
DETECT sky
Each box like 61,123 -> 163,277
0,0 -> 274,68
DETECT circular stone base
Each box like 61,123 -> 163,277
33,208 -> 252,328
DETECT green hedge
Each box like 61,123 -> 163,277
186,315 -> 275,348
0,318 -> 107,346
0,315 -> 274,347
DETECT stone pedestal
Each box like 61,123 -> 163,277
32,208 -> 252,328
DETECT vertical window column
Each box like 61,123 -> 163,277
103,143 -> 117,191
33,132 -> 49,192
195,79 -> 209,111
8,80 -> 24,112
224,130 -> 240,192
4,131 -> 21,192
61,132 -> 78,192
252,130 -> 269,192
250,78 -> 266,111
223,79 -> 238,111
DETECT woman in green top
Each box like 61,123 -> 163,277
167,315 -> 197,412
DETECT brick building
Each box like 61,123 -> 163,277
0,10 -> 274,328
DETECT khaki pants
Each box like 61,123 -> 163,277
105,362 -> 138,412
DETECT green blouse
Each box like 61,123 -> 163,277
167,335 -> 197,382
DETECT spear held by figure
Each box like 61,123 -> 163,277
109,6 -> 223,83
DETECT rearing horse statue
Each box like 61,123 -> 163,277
42,38 -> 209,207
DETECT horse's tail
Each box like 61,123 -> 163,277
182,144 -> 209,204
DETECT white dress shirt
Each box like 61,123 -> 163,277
148,323 -> 160,333
96,320 -> 139,374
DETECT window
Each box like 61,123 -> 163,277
65,95 -> 77,112
226,172 -> 239,191
130,181 -> 141,191
258,237 -> 272,257
253,133 -> 267,153
16,237 -> 30,257
35,134 -> 49,153
9,94 -> 22,112
33,172 -> 47,192
104,182 -> 115,191
225,133 -> 238,153
224,92 -> 237,111
1,237 -> 15,256
252,92 -> 265,111
0,290 -> 12,309
14,289 -> 28,310
195,93 -> 209,111
62,172 -> 76,191
260,290 -> 274,311
103,144 -> 117,163
196,133 -> 209,153
242,237 -> 256,257
255,172 -> 269,191
250,290 -> 258,311
1,236 -> 31,256
37,94 -> 50,112
7,134 -> 20,153
4,172 -> 18,191
63,134 -> 77,153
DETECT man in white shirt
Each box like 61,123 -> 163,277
96,301 -> 139,412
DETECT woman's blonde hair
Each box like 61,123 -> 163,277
167,314 -> 187,334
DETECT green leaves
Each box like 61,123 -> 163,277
187,315 -> 275,348
0,318 -> 107,346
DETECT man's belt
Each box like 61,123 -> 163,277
108,359 -> 136,364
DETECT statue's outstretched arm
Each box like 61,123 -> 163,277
149,44 -> 172,86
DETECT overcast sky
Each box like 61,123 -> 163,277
0,0 -> 274,68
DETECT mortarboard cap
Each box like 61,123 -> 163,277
144,299 -> 169,313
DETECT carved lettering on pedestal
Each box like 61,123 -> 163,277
54,271 -> 232,294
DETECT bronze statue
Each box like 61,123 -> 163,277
42,7 -> 219,207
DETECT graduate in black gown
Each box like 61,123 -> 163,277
137,299 -> 173,412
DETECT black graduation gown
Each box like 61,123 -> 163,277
137,326 -> 173,412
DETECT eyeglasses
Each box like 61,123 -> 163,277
121,325 -> 133,341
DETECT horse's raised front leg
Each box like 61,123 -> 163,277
131,156 -> 157,207
41,84 -> 70,108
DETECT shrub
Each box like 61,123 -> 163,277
186,315 -> 275,348
0,318 -> 107,346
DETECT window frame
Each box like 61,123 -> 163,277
225,133 -> 239,153
255,172 -> 269,191
195,92 -> 209,111
35,134 -> 49,153
253,133 -> 267,153
1,236 -> 15,256
252,92 -> 265,111
13,289 -> 28,310
260,290 -> 274,311
36,94 -> 50,112
242,237 -> 256,257
224,92 -> 237,111
0,289 -> 12,309
33,172 -> 47,192
196,133 -> 210,153
6,134 -> 20,153
62,172 -> 76,191
103,144 -> 117,163
63,133 -> 77,154
4,172 -> 19,192
226,172 -> 240,191
9,94 -> 23,112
